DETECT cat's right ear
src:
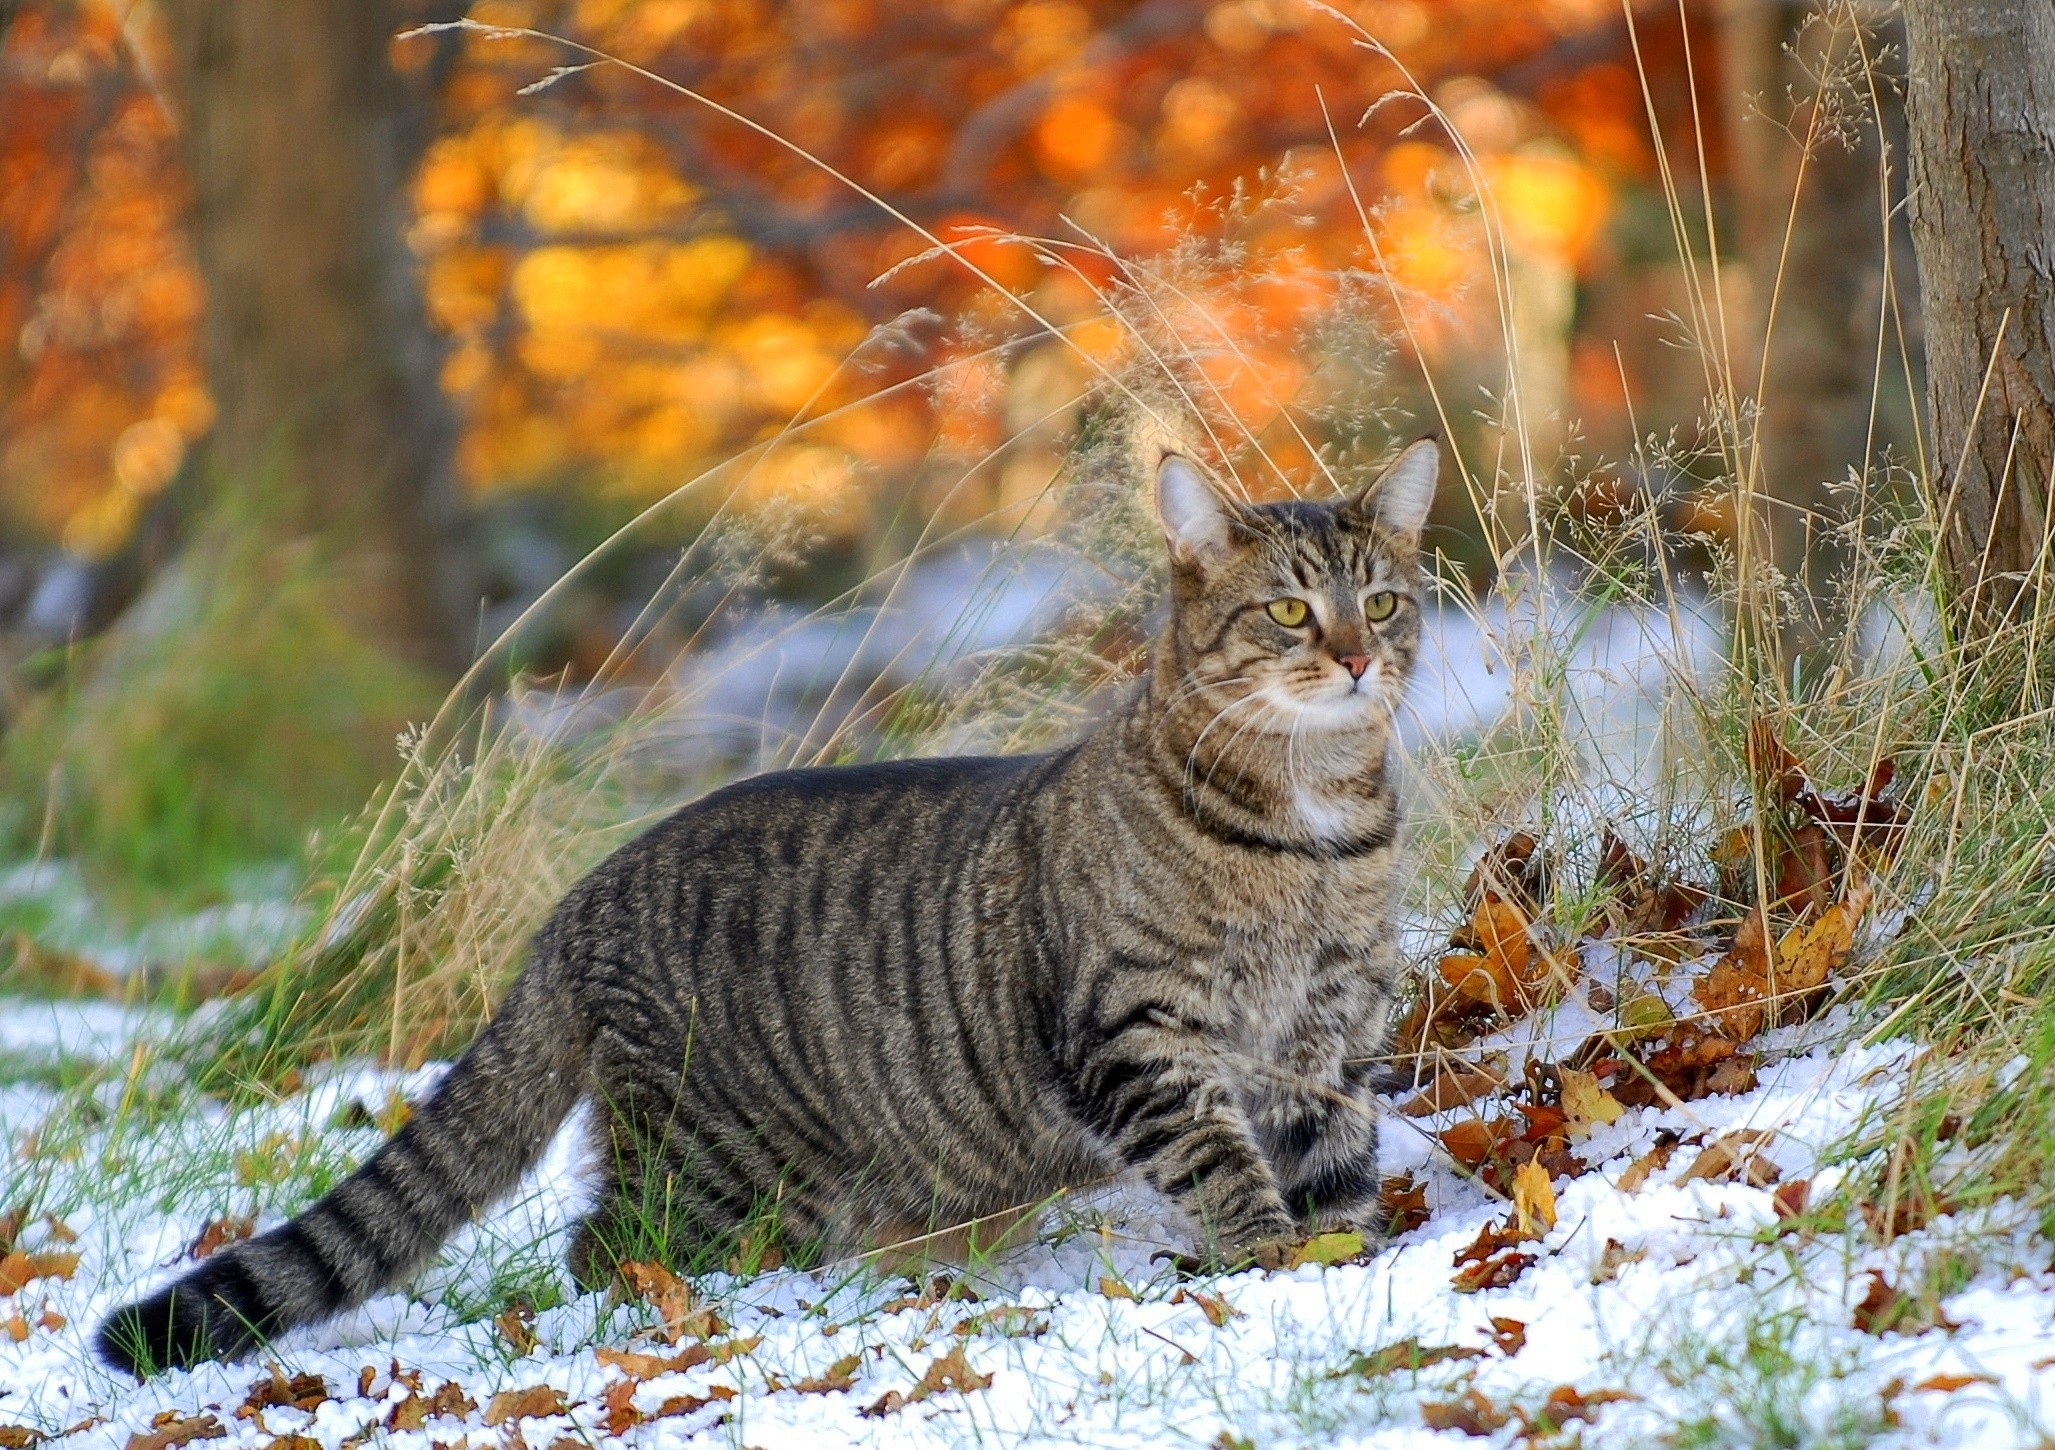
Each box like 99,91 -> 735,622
1155,455 -> 1236,568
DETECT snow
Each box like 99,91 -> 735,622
4,999 -> 2053,1448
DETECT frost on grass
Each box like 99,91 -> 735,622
5,998 -> 2055,1449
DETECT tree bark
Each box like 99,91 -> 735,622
161,0 -> 475,668
1902,0 -> 2055,632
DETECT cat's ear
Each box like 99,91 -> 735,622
1155,455 -> 1237,566
1347,438 -> 1440,542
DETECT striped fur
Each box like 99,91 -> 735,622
98,442 -> 1437,1374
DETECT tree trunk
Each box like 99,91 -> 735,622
161,0 -> 475,668
1902,0 -> 2055,632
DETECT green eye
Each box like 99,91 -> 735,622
1266,597 -> 1310,628
1364,590 -> 1399,622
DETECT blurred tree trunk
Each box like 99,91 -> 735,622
1902,0 -> 2055,635
161,0 -> 475,669
1721,0 -> 1891,644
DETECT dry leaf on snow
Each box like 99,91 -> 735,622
1171,1287 -> 1241,1327
1559,1067 -> 1625,1136
482,1387 -> 568,1427
1289,1231 -> 1365,1269
125,1416 -> 224,1450
1451,1251 -> 1533,1294
1421,1387 -> 1510,1435
1398,1060 -> 1505,1117
1510,1161 -> 1558,1239
862,1345 -> 991,1417
1378,1174 -> 1430,1235
0,1251 -> 77,1296
188,1216 -> 253,1260
1339,1340 -> 1482,1378
1913,1373 -> 1997,1392
1680,1130 -> 1779,1187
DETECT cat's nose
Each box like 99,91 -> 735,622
1336,651 -> 1370,680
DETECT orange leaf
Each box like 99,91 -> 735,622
482,1387 -> 567,1426
0,1251 -> 77,1296
125,1416 -> 224,1450
1913,1372 -> 1996,1392
1438,1116 -> 1519,1169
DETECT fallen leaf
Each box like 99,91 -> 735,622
1340,1340 -> 1482,1378
0,1428 -> 41,1450
382,1381 -> 471,1431
617,1260 -> 722,1341
1616,1135 -> 1678,1191
600,1379 -> 640,1435
237,1369 -> 330,1419
1289,1231 -> 1364,1268
1421,1388 -> 1510,1435
863,1342 -> 992,1415
1610,988 -> 1676,1043
787,1351 -> 865,1394
1589,1238 -> 1645,1283
954,1304 -> 1048,1338
1680,1130 -> 1779,1187
1398,1061 -> 1505,1117
1772,1180 -> 1810,1222
1912,1373 -> 1996,1393
1522,1385 -> 1635,1432
1451,1251 -> 1533,1293
1465,832 -> 1548,915
1170,1287 -> 1240,1327
1695,912 -> 1772,1041
1853,1273 -> 1906,1335
496,1299 -> 539,1355
0,1251 -> 77,1295
1510,1161 -> 1557,1239
188,1217 -> 253,1261
861,1390 -> 908,1418
1378,1174 -> 1430,1234
1452,1219 -> 1524,1267
1772,884 -> 1868,1021
652,1385 -> 736,1418
482,1387 -> 568,1426
125,1416 -> 225,1450
598,1344 -> 709,1380
1097,1275 -> 1135,1300
1488,1316 -> 1526,1355
1439,1117 -> 1520,1170
1559,1067 -> 1625,1135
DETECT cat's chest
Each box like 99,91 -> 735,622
1207,928 -> 1377,1056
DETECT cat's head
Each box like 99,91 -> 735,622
1151,441 -> 1438,736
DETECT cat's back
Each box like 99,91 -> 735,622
552,747 -> 1072,986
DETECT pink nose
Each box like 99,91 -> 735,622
1337,652 -> 1370,680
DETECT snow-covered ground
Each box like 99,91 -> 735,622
3,995 -> 2051,1448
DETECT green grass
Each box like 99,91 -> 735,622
0,502 -> 438,913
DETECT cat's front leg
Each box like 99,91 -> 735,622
1268,1095 -> 1381,1235
1082,1049 -> 1296,1260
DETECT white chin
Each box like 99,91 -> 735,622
1262,687 -> 1385,732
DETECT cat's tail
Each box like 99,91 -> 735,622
96,935 -> 590,1376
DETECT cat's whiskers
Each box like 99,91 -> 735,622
1196,693 -> 1284,803
1180,690 -> 1273,798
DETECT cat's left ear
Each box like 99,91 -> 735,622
1345,438 -> 1440,542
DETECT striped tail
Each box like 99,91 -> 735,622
97,949 -> 589,1376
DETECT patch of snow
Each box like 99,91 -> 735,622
4,999 -> 2051,1448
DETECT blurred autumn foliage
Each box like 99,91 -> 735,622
1,0 -> 1787,571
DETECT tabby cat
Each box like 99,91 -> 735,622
98,439 -> 1439,1374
